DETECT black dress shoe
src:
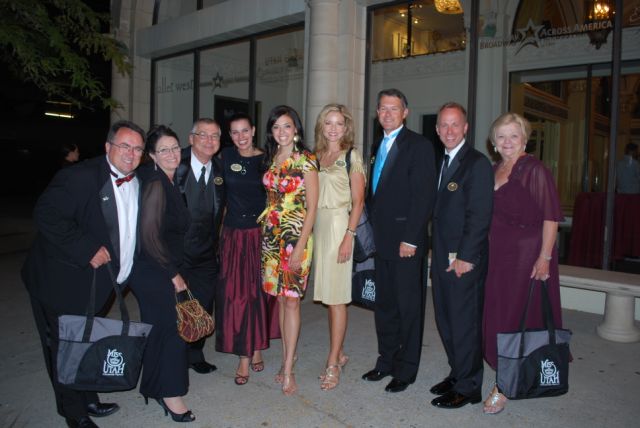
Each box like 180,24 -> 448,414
189,361 -> 217,374
86,402 -> 120,417
385,378 -> 411,393
361,369 -> 390,381
431,390 -> 482,409
429,377 -> 456,395
65,416 -> 98,428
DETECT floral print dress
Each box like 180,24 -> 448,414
260,149 -> 317,298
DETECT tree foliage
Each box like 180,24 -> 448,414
0,0 -> 131,109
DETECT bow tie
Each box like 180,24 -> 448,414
111,170 -> 135,187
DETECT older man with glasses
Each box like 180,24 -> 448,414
22,120 -> 146,428
175,118 -> 226,374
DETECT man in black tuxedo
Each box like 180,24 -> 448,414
429,102 -> 493,409
22,120 -> 146,428
362,89 -> 436,393
176,118 -> 225,374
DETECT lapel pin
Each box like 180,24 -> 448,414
230,163 -> 242,172
447,182 -> 458,191
214,176 -> 224,185
102,196 -> 109,201
335,159 -> 346,167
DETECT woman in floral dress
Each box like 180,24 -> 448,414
260,105 -> 318,396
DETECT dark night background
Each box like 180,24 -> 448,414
0,1 -> 112,213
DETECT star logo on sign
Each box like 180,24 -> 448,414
213,72 -> 224,89
515,19 -> 545,54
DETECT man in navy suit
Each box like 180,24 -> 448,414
429,102 -> 493,409
362,88 -> 436,393
22,121 -> 146,428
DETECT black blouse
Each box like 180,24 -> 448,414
221,146 -> 266,229
138,164 -> 191,278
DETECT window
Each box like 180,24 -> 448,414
371,1 -> 465,61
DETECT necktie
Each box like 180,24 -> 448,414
198,166 -> 206,191
111,170 -> 135,187
442,154 -> 450,176
372,129 -> 400,193
439,154 -> 450,189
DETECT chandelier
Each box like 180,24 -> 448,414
584,0 -> 614,49
434,0 -> 463,14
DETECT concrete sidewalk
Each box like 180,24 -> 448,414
0,218 -> 639,427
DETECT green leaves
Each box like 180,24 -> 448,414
0,0 -> 132,110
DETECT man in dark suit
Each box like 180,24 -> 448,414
429,102 -> 493,409
176,118 -> 225,374
362,88 -> 436,393
22,121 -> 146,428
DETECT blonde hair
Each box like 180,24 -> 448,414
489,112 -> 531,145
314,104 -> 355,154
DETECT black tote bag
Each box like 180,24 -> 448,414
345,148 -> 376,262
497,279 -> 571,399
57,264 -> 152,391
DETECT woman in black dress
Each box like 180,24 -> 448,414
216,113 -> 279,385
130,125 -> 195,422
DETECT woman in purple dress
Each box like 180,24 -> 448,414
215,113 -> 279,386
482,113 -> 564,414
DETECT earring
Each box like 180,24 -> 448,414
293,135 -> 301,144
493,145 -> 497,153
154,161 -> 158,171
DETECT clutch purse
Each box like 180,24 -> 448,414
175,288 -> 214,343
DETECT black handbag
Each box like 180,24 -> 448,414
57,265 -> 152,391
345,148 -> 376,262
496,279 -> 571,399
351,257 -> 376,309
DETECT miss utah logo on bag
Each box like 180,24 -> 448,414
102,349 -> 126,376
540,359 -> 560,386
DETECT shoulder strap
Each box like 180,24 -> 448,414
345,148 -> 353,186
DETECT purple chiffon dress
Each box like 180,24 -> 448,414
482,154 -> 565,369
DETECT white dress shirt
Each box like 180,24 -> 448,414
190,151 -> 212,183
106,156 -> 139,284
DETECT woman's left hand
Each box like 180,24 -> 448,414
337,235 -> 353,264
288,243 -> 305,271
531,257 -> 551,280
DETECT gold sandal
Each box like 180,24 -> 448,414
275,355 -> 298,384
282,373 -> 297,396
483,385 -> 507,415
320,365 -> 341,391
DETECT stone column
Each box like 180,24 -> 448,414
305,0 -> 340,148
111,0 -> 153,129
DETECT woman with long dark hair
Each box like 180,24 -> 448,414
259,105 -> 319,396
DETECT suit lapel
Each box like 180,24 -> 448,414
439,143 -> 468,191
98,160 -> 120,259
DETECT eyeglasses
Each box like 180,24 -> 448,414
191,132 -> 221,141
156,146 -> 181,156
109,141 -> 145,154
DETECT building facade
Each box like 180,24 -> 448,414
112,0 -> 640,314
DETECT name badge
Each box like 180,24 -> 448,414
230,163 -> 243,172
336,160 -> 346,167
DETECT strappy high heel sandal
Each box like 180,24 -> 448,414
320,364 -> 341,391
282,373 -> 297,396
338,354 -> 350,369
483,385 -> 507,415
275,355 -> 298,384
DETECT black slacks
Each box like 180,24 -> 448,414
431,264 -> 485,396
29,296 -> 98,419
373,256 -> 425,382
